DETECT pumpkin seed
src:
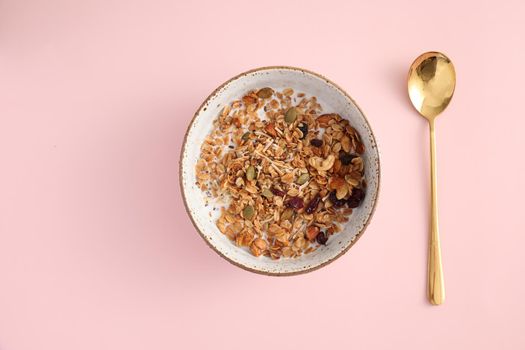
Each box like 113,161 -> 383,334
256,87 -> 273,99
296,173 -> 310,185
281,208 -> 294,222
241,132 -> 250,141
285,107 -> 297,124
262,188 -> 274,199
243,205 -> 255,220
246,166 -> 256,181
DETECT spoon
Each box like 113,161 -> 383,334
407,51 -> 456,305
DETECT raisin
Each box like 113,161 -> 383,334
316,231 -> 328,245
347,188 -> 365,208
310,139 -> 323,147
305,193 -> 321,214
329,191 -> 346,208
339,152 -> 357,165
286,196 -> 304,209
271,188 -> 286,197
298,123 -> 308,139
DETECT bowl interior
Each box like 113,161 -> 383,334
180,67 -> 380,275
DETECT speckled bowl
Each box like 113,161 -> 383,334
180,66 -> 380,276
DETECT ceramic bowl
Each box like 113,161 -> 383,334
180,66 -> 380,275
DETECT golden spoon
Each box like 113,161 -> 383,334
407,51 -> 456,305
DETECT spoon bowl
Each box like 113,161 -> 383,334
408,52 -> 456,120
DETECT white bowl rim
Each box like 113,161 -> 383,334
179,65 -> 381,276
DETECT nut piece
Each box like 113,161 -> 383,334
250,238 -> 268,256
250,237 -> 268,257
329,176 -> 345,190
265,122 -> 277,137
306,226 -> 320,241
317,114 -> 337,126
356,141 -> 365,154
336,184 -> 349,199
309,154 -> 335,171
281,172 -> 294,184
242,95 -> 257,105
341,136 -> 351,153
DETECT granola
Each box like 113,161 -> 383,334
195,87 -> 366,259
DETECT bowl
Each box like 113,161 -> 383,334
180,66 -> 380,275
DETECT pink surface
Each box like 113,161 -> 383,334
1,1 -> 524,349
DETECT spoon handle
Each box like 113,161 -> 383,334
428,120 -> 445,305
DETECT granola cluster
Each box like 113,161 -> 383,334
195,87 -> 366,259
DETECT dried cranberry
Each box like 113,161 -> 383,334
271,188 -> 286,197
316,231 -> 328,245
305,193 -> 321,214
286,196 -> 304,209
310,139 -> 323,147
329,191 -> 346,208
298,123 -> 308,139
347,188 -> 365,208
339,152 -> 357,165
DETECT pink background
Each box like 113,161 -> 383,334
1,0 -> 524,349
